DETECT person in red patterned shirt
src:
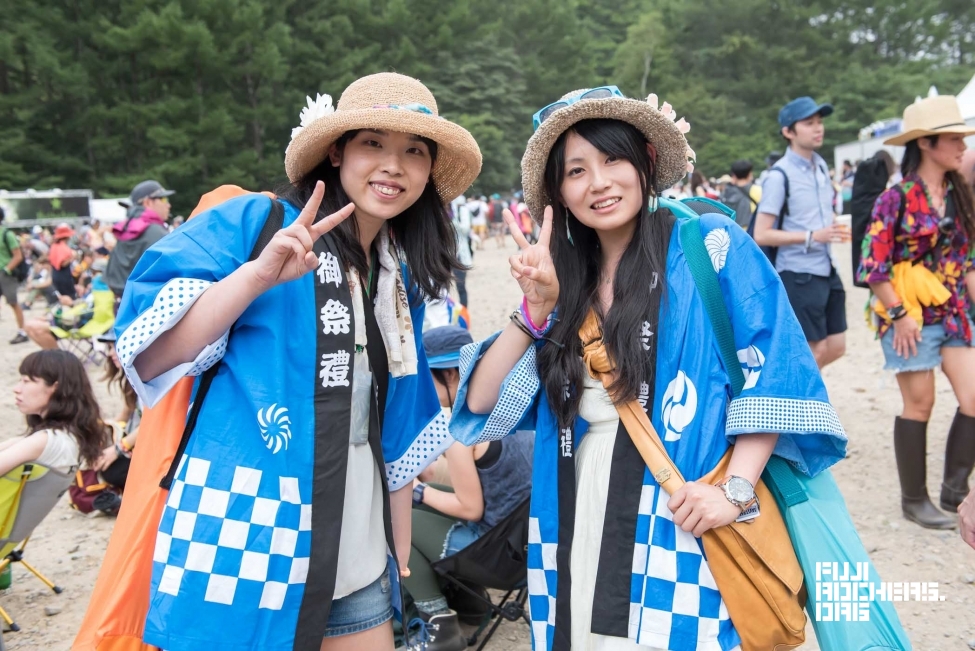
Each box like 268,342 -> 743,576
858,95 -> 975,529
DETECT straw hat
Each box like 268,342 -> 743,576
284,73 -> 482,201
884,95 -> 975,146
521,90 -> 694,222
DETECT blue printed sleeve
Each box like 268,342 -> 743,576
450,332 -> 540,445
699,213 -> 848,476
115,194 -> 277,407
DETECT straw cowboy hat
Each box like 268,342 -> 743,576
284,73 -> 482,201
884,95 -> 975,146
521,87 -> 694,222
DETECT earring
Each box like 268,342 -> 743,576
566,219 -> 575,246
649,195 -> 659,212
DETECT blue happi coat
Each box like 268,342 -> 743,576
451,213 -> 848,651
115,195 -> 450,651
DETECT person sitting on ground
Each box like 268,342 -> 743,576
22,256 -> 57,309
403,326 -> 533,650
49,224 -> 79,302
1,350 -> 109,477
91,329 -> 140,493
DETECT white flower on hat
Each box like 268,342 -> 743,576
289,93 -> 335,144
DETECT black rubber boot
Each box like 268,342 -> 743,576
894,417 -> 956,529
941,410 -> 975,513
407,609 -> 467,651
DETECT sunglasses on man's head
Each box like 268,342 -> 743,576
532,86 -> 625,131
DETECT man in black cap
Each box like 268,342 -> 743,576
104,180 -> 174,302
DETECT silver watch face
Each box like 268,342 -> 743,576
726,477 -> 755,503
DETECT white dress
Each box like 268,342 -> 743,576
571,374 -> 661,651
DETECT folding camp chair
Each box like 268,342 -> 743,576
52,284 -> 115,367
0,463 -> 74,631
430,498 -> 530,650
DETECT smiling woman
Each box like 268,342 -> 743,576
85,72 -> 482,651
454,88 -> 847,651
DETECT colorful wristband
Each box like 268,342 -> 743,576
520,296 -> 553,337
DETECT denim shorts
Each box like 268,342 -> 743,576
444,521 -> 482,557
880,320 -> 973,373
323,568 -> 393,638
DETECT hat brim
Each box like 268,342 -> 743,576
426,352 -> 461,369
521,97 -> 689,223
150,189 -> 176,198
285,109 -> 482,202
884,124 -> 975,146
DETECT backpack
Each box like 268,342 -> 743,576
1,229 -> 29,282
850,157 -> 893,288
491,201 -> 504,223
746,167 -> 789,266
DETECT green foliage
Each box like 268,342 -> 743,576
0,0 -> 972,209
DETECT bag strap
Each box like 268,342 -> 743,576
159,198 -> 284,490
770,167 -> 789,229
678,216 -> 808,504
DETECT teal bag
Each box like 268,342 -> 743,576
676,209 -> 913,651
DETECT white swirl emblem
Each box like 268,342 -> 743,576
737,345 -> 766,390
257,404 -> 292,454
704,228 -> 730,273
661,371 -> 697,441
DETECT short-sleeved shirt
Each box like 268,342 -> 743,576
0,230 -> 20,269
858,174 -> 974,342
757,148 -> 836,276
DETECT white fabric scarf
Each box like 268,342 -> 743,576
347,226 -> 417,378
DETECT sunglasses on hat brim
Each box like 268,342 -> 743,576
532,86 -> 625,132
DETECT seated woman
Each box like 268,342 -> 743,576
403,325 -> 533,650
1,350 -> 108,477
92,329 -> 141,499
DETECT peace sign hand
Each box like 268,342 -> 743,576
250,181 -> 355,291
505,205 -> 559,324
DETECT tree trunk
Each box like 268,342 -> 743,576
640,51 -> 653,98
244,71 -> 264,161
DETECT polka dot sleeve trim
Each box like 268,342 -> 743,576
384,409 -> 455,491
450,334 -> 540,445
117,278 -> 230,408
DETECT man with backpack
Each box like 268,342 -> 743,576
104,180 -> 174,303
753,96 -> 851,369
0,207 -> 29,343
719,159 -> 762,228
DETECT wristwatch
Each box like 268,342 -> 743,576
887,304 -> 908,321
412,482 -> 427,506
715,475 -> 757,512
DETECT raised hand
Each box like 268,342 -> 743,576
251,181 -> 355,290
504,205 -> 559,324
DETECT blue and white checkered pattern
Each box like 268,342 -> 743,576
629,481 -> 736,650
152,454 -> 311,611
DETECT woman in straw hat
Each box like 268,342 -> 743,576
111,72 -> 480,651
858,95 -> 975,529
450,87 -> 846,650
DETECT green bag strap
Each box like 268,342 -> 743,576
677,216 -> 808,506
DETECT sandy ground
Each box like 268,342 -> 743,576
0,236 -> 974,650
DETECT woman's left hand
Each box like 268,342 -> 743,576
668,482 -> 742,537
93,444 -> 118,472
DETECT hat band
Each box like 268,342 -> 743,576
369,103 -> 437,116
929,121 -> 967,130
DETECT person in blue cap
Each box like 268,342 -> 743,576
403,325 -> 533,650
753,96 -> 852,369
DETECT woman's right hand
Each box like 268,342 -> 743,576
249,181 -> 356,291
892,315 -> 922,358
504,205 -> 559,324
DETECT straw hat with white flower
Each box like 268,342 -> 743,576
883,95 -> 975,146
284,73 -> 482,201
521,87 -> 695,222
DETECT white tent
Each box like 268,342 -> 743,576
957,73 -> 975,119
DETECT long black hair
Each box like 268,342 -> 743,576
538,118 -> 673,427
19,350 -> 109,468
902,136 -> 975,243
276,131 -> 462,302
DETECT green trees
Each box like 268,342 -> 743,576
0,0 -> 970,209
